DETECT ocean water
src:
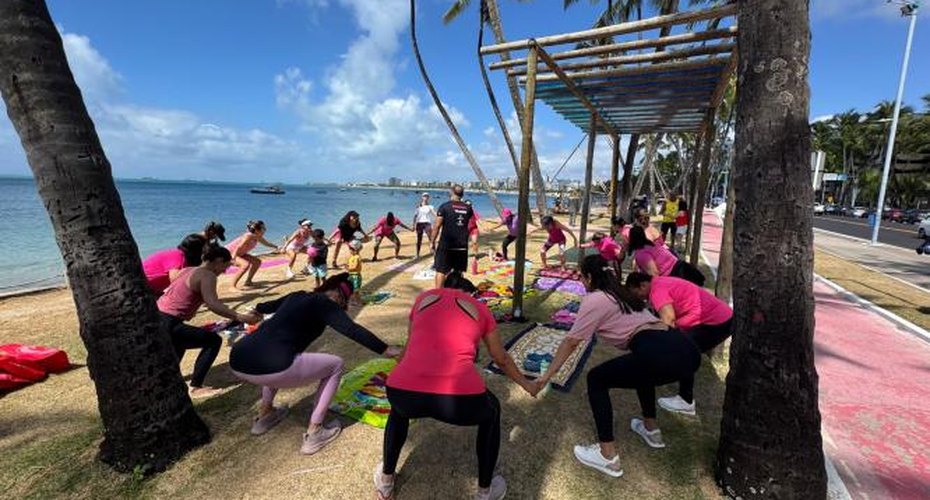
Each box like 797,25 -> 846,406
0,177 -> 528,293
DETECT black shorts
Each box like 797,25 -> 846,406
660,222 -> 676,238
434,248 -> 468,274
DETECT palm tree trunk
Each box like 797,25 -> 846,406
715,0 -> 825,497
486,0 -> 548,216
477,3 -> 519,181
619,133 -> 639,220
0,0 -> 210,473
410,0 -> 504,216
715,161 -> 735,302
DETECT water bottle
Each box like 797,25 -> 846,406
538,360 -> 551,397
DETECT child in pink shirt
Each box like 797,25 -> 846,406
580,232 -> 624,275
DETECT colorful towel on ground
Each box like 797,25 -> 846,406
483,261 -> 532,281
486,324 -> 595,392
413,268 -> 436,281
330,358 -> 396,428
362,290 -> 394,305
224,257 -> 290,275
537,267 -> 581,281
549,299 -> 582,328
533,277 -> 587,296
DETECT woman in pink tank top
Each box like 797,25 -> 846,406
157,245 -> 261,398
374,272 -> 534,500
228,220 -> 278,290
532,215 -> 578,269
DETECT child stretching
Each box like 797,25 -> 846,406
307,229 -> 330,287
282,219 -> 314,279
346,240 -> 364,306
532,215 -> 577,269
580,232 -> 624,276
228,220 -> 278,290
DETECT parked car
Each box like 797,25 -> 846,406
903,209 -> 930,224
918,218 -> 930,240
882,208 -> 905,223
814,203 -> 825,215
850,206 -> 869,218
824,204 -> 842,215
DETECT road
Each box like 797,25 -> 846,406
813,215 -> 922,250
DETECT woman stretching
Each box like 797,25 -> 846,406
157,245 -> 261,398
228,220 -> 278,290
530,255 -> 701,477
229,273 -> 401,454
282,218 -> 315,279
412,193 -> 437,258
533,215 -> 577,269
329,211 -> 362,268
627,226 -> 705,286
580,232 -> 624,276
374,272 -> 534,500
486,208 -> 519,261
142,233 -> 207,294
367,212 -> 412,261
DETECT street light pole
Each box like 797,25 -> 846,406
871,2 -> 919,245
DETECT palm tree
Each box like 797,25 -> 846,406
715,1 -> 826,497
445,0 -> 549,216
411,0 -> 505,216
0,0 -> 210,473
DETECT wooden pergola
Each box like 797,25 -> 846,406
481,4 -> 738,318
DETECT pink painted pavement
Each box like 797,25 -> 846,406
701,211 -> 930,500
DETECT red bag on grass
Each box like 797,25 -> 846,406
0,355 -> 47,382
0,372 -> 32,391
0,344 -> 71,374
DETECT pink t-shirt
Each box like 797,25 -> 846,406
156,268 -> 204,320
546,224 -> 566,244
595,238 -> 622,261
634,244 -> 678,276
142,248 -> 187,294
567,291 -> 666,350
388,289 -> 496,395
649,276 -> 732,329
227,233 -> 258,257
375,217 -> 398,237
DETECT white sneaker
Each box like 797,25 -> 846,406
658,395 -> 696,416
475,474 -> 507,500
284,268 -> 295,279
630,418 -> 666,449
573,443 -> 623,478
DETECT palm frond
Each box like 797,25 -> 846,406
443,0 -> 472,24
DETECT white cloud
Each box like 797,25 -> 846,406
60,30 -> 123,101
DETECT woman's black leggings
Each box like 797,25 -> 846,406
678,319 -> 733,403
586,329 -> 700,442
383,387 -> 501,488
159,312 -> 222,387
501,235 -> 517,260
415,223 -> 431,255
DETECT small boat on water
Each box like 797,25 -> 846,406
251,186 -> 285,195
315,190 -> 327,194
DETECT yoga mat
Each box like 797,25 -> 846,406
483,261 -> 532,281
330,358 -> 396,429
486,324 -> 595,392
361,290 -> 394,305
533,277 -> 587,296
224,258 -> 290,274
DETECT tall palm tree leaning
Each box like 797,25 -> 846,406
715,0 -> 826,497
0,0 -> 210,474
445,0 -> 548,217
411,0 -> 504,216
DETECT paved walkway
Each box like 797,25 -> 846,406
701,211 -> 930,500
813,229 -> 930,291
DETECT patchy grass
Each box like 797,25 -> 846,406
0,217 -> 729,499
815,252 -> 930,332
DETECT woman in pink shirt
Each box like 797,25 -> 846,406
374,272 -> 533,500
627,273 -> 733,416
533,215 -> 577,269
580,232 -> 624,276
142,234 -> 206,294
628,226 -> 705,286
530,255 -> 701,478
366,211 -> 412,262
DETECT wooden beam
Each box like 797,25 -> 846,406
709,53 -> 738,109
527,56 -> 729,84
608,132 -> 621,233
489,27 -> 737,71
481,4 -> 737,55
579,115 -> 597,266
534,44 -> 618,137
508,43 -> 735,77
512,45 -> 537,320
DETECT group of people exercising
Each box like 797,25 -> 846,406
139,185 -> 729,499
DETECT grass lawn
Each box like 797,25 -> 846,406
0,220 -> 729,499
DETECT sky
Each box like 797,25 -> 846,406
0,0 -> 927,184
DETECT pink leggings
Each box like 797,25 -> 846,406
233,353 -> 344,425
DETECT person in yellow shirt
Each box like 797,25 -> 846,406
347,240 -> 363,302
660,192 -> 681,248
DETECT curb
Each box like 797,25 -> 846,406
815,274 -> 930,344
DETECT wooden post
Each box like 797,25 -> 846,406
684,133 -> 703,255
689,114 -> 716,266
578,115 -> 596,266
608,132 -> 621,235
620,133 -> 639,221
512,45 -> 537,319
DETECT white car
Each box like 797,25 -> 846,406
814,204 -> 825,215
851,206 -> 868,218
918,217 -> 930,239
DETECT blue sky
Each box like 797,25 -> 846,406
0,0 -> 927,184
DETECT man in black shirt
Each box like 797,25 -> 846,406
431,184 -> 474,288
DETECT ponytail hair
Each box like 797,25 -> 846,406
247,220 -> 266,233
442,271 -> 477,294
627,225 -> 653,255
580,255 -> 642,314
203,244 -> 232,264
177,233 -> 207,267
